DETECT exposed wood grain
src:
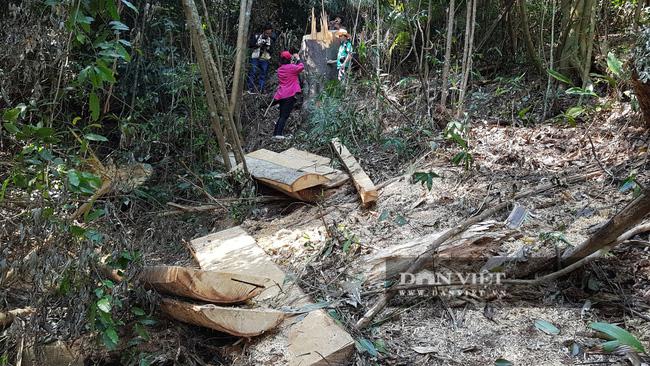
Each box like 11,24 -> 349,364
330,138 -> 378,205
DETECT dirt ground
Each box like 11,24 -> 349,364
221,100 -> 650,365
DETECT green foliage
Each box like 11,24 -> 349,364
302,81 -> 380,148
590,322 -> 646,353
534,319 -> 560,335
411,171 -> 440,191
444,119 -> 473,170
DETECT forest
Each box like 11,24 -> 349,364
1,0 -> 650,365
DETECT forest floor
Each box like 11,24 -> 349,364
3,77 -> 650,366
135,89 -> 650,365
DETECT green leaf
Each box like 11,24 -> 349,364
131,307 -> 146,316
355,338 -> 378,357
109,21 -> 129,32
121,0 -> 139,13
565,106 -> 585,119
68,170 -> 80,187
69,225 -> 86,236
89,93 -> 100,121
84,133 -> 108,142
394,215 -> 407,226
535,319 -> 560,335
94,62 -> 116,83
102,327 -> 119,349
606,52 -> 623,78
97,297 -> 112,313
495,359 -> 513,366
85,208 -> 105,222
548,69 -> 573,85
412,171 -> 440,191
3,105 -> 24,123
378,210 -> 389,221
565,87 -> 598,97
3,123 -> 19,135
589,322 -> 646,353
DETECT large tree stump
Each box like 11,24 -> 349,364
299,8 -> 340,100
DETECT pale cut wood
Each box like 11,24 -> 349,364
139,266 -> 270,304
246,156 -> 330,193
288,310 -> 355,366
330,138 -> 378,205
190,226 -> 286,300
248,149 -> 336,175
279,148 -> 350,188
161,298 -> 284,337
190,226 -> 355,365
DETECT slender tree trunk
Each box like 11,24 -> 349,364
542,0 -> 556,121
440,0 -> 455,110
424,0 -> 433,119
229,0 -> 253,134
457,0 -> 477,116
181,0 -> 232,171
517,0 -> 544,74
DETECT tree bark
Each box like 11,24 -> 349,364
562,188 -> 650,265
632,69 -> 650,128
439,0 -> 455,110
457,0 -> 477,116
517,0 -> 544,74
229,0 -> 253,134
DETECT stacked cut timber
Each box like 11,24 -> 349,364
190,226 -> 355,366
244,148 -> 349,201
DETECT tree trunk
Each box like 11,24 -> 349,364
517,0 -> 544,74
229,0 -> 253,134
181,0 -> 232,171
562,188 -> 650,265
632,69 -> 650,128
457,0 -> 477,116
439,0 -> 455,110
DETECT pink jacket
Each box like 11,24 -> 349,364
273,63 -> 304,100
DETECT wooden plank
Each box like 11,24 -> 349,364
190,226 -> 285,300
288,311 -> 355,366
248,149 -> 336,175
190,226 -> 355,365
139,266 -> 271,304
246,156 -> 330,193
160,298 -> 285,337
281,147 -> 332,167
330,138 -> 378,205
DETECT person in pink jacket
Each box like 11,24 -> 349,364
272,50 -> 304,139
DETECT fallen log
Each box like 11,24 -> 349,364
140,266 -> 271,304
330,138 -> 378,206
160,298 -> 285,337
562,187 -> 650,265
355,171 -> 596,328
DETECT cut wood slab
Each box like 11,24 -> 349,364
190,226 -> 286,300
139,266 -> 271,304
279,148 -> 350,188
288,310 -> 355,366
330,138 -> 378,205
190,226 -> 355,365
246,156 -> 329,194
160,298 -> 284,337
248,149 -> 336,176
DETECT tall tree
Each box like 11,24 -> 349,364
439,0 -> 455,110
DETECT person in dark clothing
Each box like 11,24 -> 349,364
247,24 -> 275,94
272,51 -> 304,139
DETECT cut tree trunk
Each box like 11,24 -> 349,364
160,298 -> 285,337
330,138 -> 378,206
139,266 -> 271,304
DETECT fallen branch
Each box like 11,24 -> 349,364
561,187 -> 650,266
355,171 -> 596,329
0,307 -> 35,329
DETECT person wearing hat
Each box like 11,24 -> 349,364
247,24 -> 275,94
329,29 -> 353,81
271,50 -> 304,139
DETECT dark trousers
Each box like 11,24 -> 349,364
273,96 -> 296,136
247,58 -> 269,92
